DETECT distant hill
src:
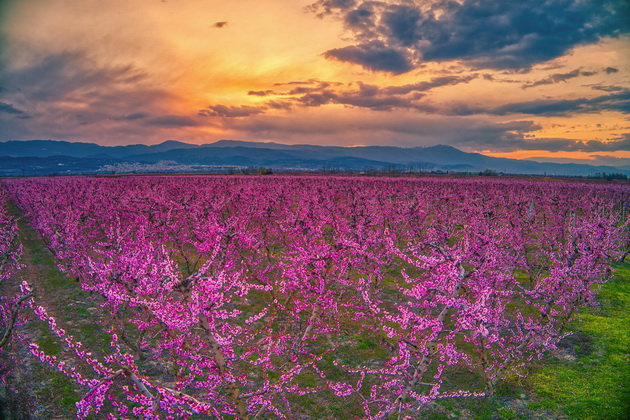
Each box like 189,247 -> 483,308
0,139 -> 196,159
0,139 -> 628,177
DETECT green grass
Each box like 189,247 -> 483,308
5,202 -> 72,291
36,323 -> 62,355
528,262 -> 630,419
2,201 -> 106,417
4,199 -> 630,419
496,407 -> 519,419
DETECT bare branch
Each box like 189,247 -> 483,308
0,292 -> 34,349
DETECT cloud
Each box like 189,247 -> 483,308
210,75 -> 474,117
212,21 -> 228,28
488,137 -> 630,152
588,84 -> 626,93
344,6 -> 375,34
323,41 -> 413,74
248,90 -> 275,96
112,112 -> 150,121
0,101 -> 26,115
265,100 -> 294,111
200,102 -> 629,154
1,52 -> 148,102
0,51 -> 183,142
217,103 -> 536,143
383,75 -> 477,95
307,0 -> 357,18
605,67 -> 620,74
297,81 -> 418,110
310,0 -> 630,72
199,104 -> 266,118
451,90 -> 630,116
273,79 -> 320,86
146,115 -> 198,127
576,138 -> 630,152
394,121 -> 630,153
254,81 -> 628,118
521,68 -> 597,89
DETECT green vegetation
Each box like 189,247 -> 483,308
227,166 -> 274,175
590,172 -> 629,181
6,203 -> 71,292
528,262 -> 630,419
496,407 -> 520,419
479,168 -> 500,176
2,201 -> 629,419
2,202 -> 101,417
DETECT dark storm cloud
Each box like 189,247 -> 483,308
199,104 -> 266,118
323,41 -> 414,74
605,67 -> 620,74
0,101 -> 26,115
145,115 -> 198,127
310,0 -> 630,72
521,68 -> 597,89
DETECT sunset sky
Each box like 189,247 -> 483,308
0,0 -> 629,164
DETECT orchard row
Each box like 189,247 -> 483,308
1,176 -> 628,419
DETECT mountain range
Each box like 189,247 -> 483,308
0,139 -> 628,177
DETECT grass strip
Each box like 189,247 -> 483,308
528,262 -> 630,419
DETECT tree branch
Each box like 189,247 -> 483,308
0,291 -> 34,349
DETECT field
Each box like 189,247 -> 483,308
0,175 -> 628,419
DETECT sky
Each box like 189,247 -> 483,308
0,0 -> 629,164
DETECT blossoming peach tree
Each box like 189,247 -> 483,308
0,186 -> 28,354
1,176 -> 628,418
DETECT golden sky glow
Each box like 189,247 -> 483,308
0,0 -> 629,165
